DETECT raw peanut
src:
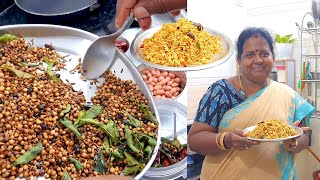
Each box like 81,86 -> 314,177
148,77 -> 154,83
174,78 -> 181,83
161,71 -> 168,77
147,72 -> 152,78
170,88 -> 177,94
155,70 -> 161,77
153,90 -> 158,96
158,76 -> 165,82
151,82 -> 156,86
167,81 -> 173,86
142,75 -> 147,80
173,92 -> 179,96
165,91 -> 173,98
156,89 -> 165,95
165,76 -> 171,82
175,87 -> 181,92
154,85 -> 162,90
153,77 -> 158,83
161,95 -> 166,98
151,69 -> 156,75
148,85 -> 154,92
172,82 -> 179,87
159,80 -> 167,86
168,73 -> 176,79
164,86 -> 172,91
141,69 -> 150,74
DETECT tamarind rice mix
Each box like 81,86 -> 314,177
140,18 -> 222,67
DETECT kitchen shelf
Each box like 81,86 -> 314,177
300,27 -> 320,34
302,54 -> 320,57
301,80 -> 320,82
299,12 -> 319,115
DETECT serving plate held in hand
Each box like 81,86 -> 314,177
243,125 -> 303,142
130,26 -> 234,71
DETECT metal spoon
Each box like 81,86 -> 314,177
82,12 -> 135,79
172,112 -> 177,140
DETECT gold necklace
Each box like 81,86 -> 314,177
239,75 -> 244,90
237,75 -> 247,100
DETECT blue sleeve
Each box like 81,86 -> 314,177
293,92 -> 315,126
194,82 -> 227,127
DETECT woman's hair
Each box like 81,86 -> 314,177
236,27 -> 275,60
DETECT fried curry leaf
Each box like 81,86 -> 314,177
144,145 -> 153,159
123,111 -> 141,128
74,110 -> 86,127
84,105 -> 104,119
0,65 -> 34,79
105,120 -> 120,144
60,117 -> 81,138
125,126 -> 143,156
12,142 -> 42,166
103,138 -> 110,154
61,104 -> 72,115
78,118 -> 119,144
44,57 -> 60,82
0,34 -> 17,43
123,151 -> 140,175
111,150 -> 125,160
138,132 -> 157,147
18,62 -> 39,67
159,147 -> 175,164
161,137 -> 181,148
69,157 -> 83,171
196,42 -> 201,50
123,164 -> 139,176
62,172 -> 71,180
139,104 -> 158,125
93,149 -> 107,175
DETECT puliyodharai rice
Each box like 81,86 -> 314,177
247,120 -> 298,139
140,18 -> 222,67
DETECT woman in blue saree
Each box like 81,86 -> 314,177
188,27 -> 315,180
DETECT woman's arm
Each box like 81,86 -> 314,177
188,122 -> 222,155
188,122 -> 258,156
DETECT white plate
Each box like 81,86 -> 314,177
243,125 -> 303,142
130,26 -> 234,71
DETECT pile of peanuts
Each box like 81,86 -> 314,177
140,68 -> 183,99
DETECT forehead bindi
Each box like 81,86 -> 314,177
243,35 -> 270,51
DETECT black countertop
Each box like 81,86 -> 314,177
0,0 -> 139,36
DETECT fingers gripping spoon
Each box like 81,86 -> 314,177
82,12 -> 135,79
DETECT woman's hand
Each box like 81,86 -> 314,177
115,0 -> 186,30
283,120 -> 309,152
224,129 -> 259,150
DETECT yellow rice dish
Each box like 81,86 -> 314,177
247,120 -> 298,139
140,18 -> 222,67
